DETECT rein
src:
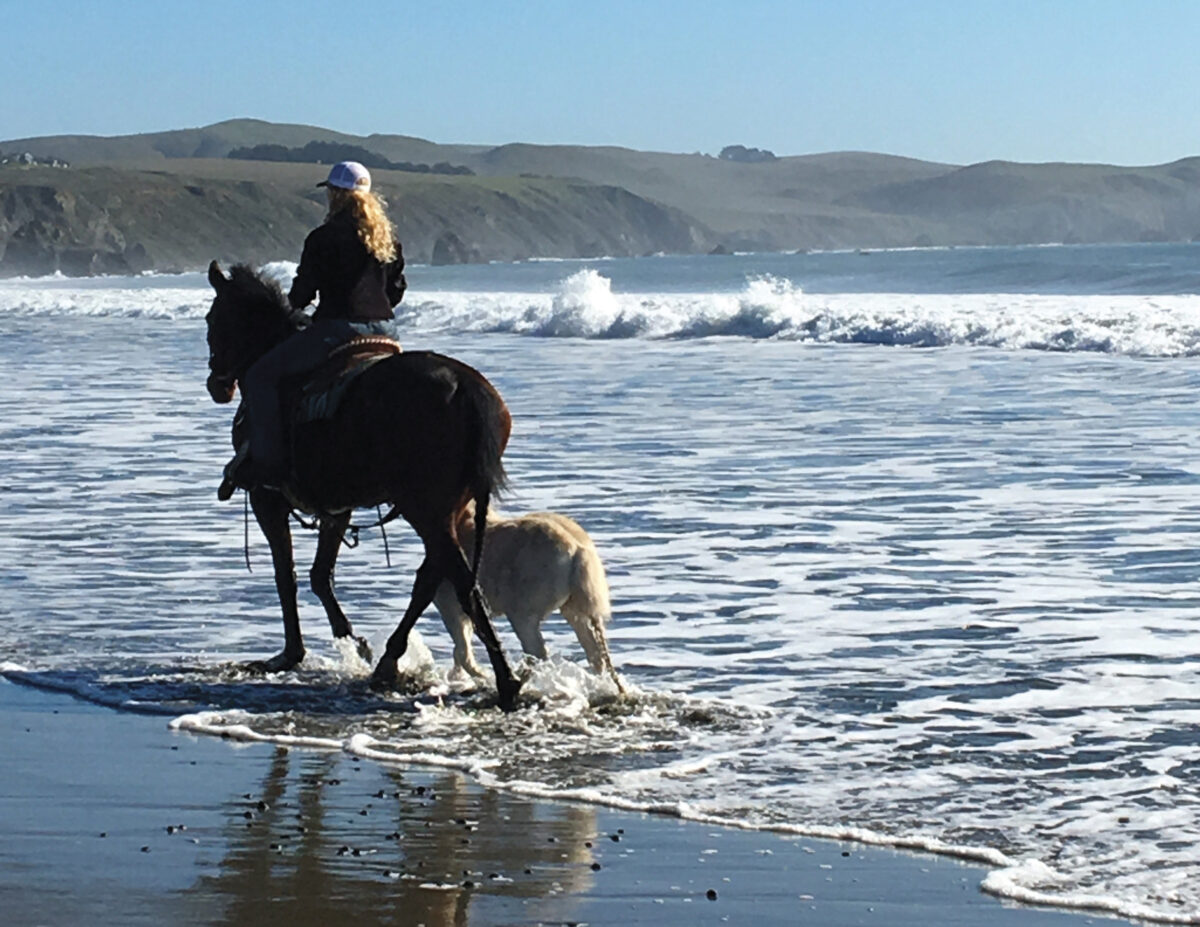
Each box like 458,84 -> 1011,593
287,503 -> 402,535
239,494 -> 401,572
289,505 -> 400,567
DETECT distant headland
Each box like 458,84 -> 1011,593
2,118 -> 1199,277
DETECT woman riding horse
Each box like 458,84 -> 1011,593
205,261 -> 521,709
221,160 -> 407,496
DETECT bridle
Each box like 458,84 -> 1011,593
205,339 -> 248,403
205,297 -> 307,399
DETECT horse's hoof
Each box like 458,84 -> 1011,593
368,673 -> 389,693
497,678 -> 523,713
354,636 -> 373,665
369,661 -> 397,692
245,651 -> 303,675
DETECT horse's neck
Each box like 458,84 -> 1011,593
254,313 -> 304,360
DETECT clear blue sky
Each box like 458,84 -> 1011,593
3,0 -> 1197,166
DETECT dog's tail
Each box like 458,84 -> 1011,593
566,542 -> 611,626
561,528 -> 622,692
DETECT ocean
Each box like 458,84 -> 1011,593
2,242 -> 1200,923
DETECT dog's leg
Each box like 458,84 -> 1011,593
563,609 -> 625,694
434,582 -> 486,679
510,612 -> 548,660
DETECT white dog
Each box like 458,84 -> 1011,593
435,506 -> 623,691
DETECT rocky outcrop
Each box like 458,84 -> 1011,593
430,230 -> 476,265
0,185 -> 139,276
719,145 -> 777,163
0,169 -> 321,276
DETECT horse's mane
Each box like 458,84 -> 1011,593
227,264 -> 291,314
222,264 -> 311,334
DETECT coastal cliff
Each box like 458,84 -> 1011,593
0,161 -> 708,277
4,119 -> 1200,276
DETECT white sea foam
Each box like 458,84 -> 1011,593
258,260 -> 299,289
0,272 -> 210,318
983,861 -> 1200,925
5,265 -> 1199,355
411,271 -> 1200,353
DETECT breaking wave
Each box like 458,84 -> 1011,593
4,263 -> 1200,356
408,270 -> 1200,355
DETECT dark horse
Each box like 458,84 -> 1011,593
204,261 -> 520,710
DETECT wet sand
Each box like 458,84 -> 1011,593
0,678 -> 1129,927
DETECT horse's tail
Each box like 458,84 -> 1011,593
457,371 -> 511,583
472,492 -> 489,586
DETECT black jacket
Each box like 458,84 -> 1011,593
287,212 -> 406,322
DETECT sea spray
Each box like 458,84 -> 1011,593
542,269 -> 623,336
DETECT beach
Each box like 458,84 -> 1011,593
0,677 -> 1127,927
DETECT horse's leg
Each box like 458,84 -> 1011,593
309,512 -> 372,664
434,582 -> 486,680
369,556 -> 440,691
372,535 -> 519,711
509,612 -> 549,661
444,540 -> 521,712
247,488 -> 305,673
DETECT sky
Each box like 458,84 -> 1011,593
2,0 -> 1198,166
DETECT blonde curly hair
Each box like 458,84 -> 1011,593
326,187 -> 397,263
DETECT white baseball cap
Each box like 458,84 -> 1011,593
317,161 -> 372,192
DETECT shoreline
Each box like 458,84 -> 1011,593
0,677 -> 1128,927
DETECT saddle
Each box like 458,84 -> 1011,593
290,335 -> 402,426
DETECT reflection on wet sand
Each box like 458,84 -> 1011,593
191,747 -> 600,926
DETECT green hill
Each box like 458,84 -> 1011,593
3,119 -> 1200,276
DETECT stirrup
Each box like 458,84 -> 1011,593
217,441 -> 252,501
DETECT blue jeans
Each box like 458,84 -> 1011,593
240,319 -> 397,482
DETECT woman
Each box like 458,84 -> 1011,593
222,160 -> 406,495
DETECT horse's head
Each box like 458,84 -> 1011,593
205,260 -> 302,404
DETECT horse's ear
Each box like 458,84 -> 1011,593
208,260 -> 227,292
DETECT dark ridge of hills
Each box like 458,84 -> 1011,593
3,119 -> 1200,276
1,119 -> 487,171
226,141 -> 474,176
